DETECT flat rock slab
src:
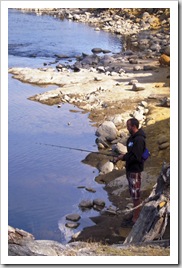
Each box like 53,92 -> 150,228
65,222 -> 80,229
66,214 -> 81,222
79,200 -> 93,208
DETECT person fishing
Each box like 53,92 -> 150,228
114,118 -> 146,226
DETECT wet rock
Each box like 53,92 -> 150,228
102,49 -> 111,54
65,222 -> 80,229
91,48 -> 103,54
104,205 -> 118,215
79,200 -> 93,209
85,187 -> 96,193
93,198 -> 105,207
55,54 -> 70,59
66,214 -> 81,222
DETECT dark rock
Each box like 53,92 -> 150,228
93,198 -> 105,207
129,59 -> 138,64
55,54 -> 70,59
85,187 -> 96,193
66,214 -> 81,222
91,48 -> 103,54
102,49 -> 111,54
143,65 -> 157,71
79,200 -> 93,208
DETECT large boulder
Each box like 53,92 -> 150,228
112,143 -> 127,154
95,121 -> 118,142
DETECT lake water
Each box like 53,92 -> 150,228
8,9 -> 123,243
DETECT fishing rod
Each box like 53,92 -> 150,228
37,142 -> 117,157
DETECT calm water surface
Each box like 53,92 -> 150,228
8,9 -> 122,243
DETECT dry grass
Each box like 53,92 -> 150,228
64,242 -> 170,256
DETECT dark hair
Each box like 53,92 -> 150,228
127,118 -> 139,129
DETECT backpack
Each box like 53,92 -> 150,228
142,148 -> 150,162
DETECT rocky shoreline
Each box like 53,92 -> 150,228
9,8 -> 170,256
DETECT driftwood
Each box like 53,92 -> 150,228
124,162 -> 170,244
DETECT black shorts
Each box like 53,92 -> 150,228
126,172 -> 141,200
